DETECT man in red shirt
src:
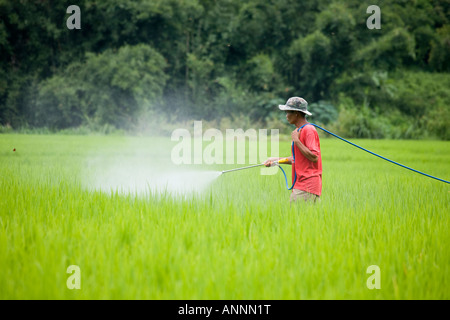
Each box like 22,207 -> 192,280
265,97 -> 322,203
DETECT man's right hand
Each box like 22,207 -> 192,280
264,157 -> 279,167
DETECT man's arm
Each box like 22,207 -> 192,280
291,129 -> 318,163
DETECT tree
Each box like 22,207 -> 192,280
33,44 -> 167,129
289,31 -> 332,100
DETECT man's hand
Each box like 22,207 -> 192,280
291,129 -> 300,143
264,157 -> 293,166
264,157 -> 279,167
291,129 -> 319,163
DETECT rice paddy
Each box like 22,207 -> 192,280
0,133 -> 448,299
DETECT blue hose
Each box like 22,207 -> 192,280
278,123 -> 309,190
279,123 -> 449,189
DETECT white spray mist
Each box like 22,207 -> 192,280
81,137 -> 222,197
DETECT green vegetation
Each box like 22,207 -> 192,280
0,0 -> 449,139
1,134 -> 448,299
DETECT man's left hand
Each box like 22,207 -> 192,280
291,129 -> 300,142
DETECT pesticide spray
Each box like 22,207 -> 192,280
85,160 -> 223,196
81,138 -> 224,196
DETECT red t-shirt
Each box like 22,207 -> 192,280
291,124 -> 322,196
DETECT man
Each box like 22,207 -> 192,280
265,97 -> 322,203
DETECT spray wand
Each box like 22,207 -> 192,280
220,157 -> 291,175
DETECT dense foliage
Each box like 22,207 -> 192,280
0,0 -> 449,139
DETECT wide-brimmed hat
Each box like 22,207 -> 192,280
278,97 -> 312,116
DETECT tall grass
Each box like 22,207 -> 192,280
0,134 -> 448,299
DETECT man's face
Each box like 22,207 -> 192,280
285,110 -> 298,124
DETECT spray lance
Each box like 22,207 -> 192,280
220,157 -> 291,174
220,157 -> 297,190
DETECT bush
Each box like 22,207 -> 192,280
0,124 -> 13,134
426,106 -> 450,140
332,107 -> 382,139
308,101 -> 338,125
32,44 -> 168,130
329,71 -> 450,140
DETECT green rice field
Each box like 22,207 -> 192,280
0,133 -> 449,299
